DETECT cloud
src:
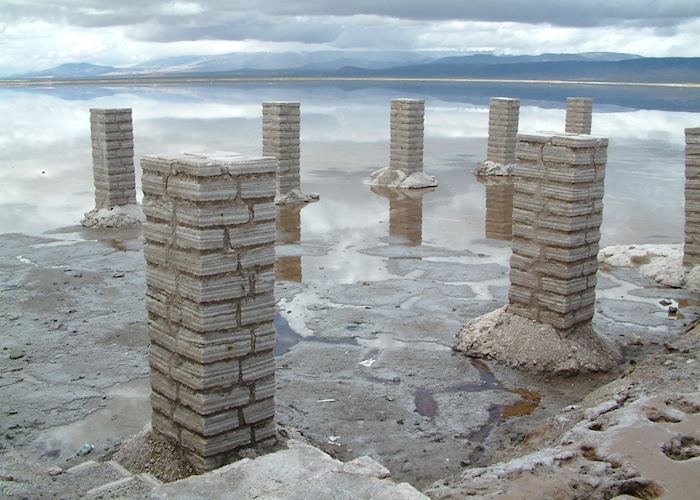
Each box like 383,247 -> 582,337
1,0 -> 699,74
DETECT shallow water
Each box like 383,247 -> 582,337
1,81 -> 699,283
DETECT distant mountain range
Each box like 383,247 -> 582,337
6,51 -> 700,84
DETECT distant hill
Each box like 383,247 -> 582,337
7,51 -> 700,84
24,62 -> 118,78
337,57 -> 700,83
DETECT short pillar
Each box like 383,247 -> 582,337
478,177 -> 514,240
141,152 -> 277,472
262,102 -> 306,202
565,98 -> 593,135
684,127 -> 700,268
486,98 -> 520,165
509,134 -> 607,331
90,108 -> 136,208
390,99 -> 425,175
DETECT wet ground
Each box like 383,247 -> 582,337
1,81 -> 699,493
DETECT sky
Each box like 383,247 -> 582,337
1,0 -> 700,74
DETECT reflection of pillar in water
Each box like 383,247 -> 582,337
276,205 -> 302,282
477,176 -> 514,240
371,186 -> 432,246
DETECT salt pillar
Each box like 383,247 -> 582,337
390,99 -> 425,175
684,127 -> 700,268
276,205 -> 302,282
478,177 -> 514,240
510,134 -> 607,331
565,98 -> 593,135
486,98 -> 520,166
90,108 -> 136,208
141,152 -> 277,472
262,102 -> 306,202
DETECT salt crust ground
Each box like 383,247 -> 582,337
369,166 -> 438,189
473,160 -> 516,176
274,188 -> 320,205
598,243 -> 684,287
80,204 -> 144,229
430,326 -> 700,499
454,306 -> 622,375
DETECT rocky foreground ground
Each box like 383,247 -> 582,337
1,227 -> 698,498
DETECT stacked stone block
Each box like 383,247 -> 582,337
565,98 -> 593,135
390,99 -> 424,175
90,108 -> 136,208
486,98 -> 520,165
141,152 -> 277,472
509,134 -> 607,332
262,102 -> 300,196
480,178 -> 514,240
684,128 -> 700,267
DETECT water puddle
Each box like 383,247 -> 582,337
30,378 -> 150,464
413,358 -> 541,443
273,313 -> 359,356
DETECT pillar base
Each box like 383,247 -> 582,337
474,160 -> 516,176
454,306 -> 621,375
80,204 -> 144,229
275,188 -> 320,205
369,167 -> 437,189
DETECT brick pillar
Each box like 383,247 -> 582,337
684,127 -> 700,268
276,205 -> 302,282
262,102 -> 300,197
486,98 -> 520,165
478,177 -> 514,240
141,152 -> 277,472
90,108 -> 136,208
509,134 -> 607,332
390,99 -> 424,175
565,98 -> 593,135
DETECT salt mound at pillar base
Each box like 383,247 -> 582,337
474,160 -> 516,176
454,306 -> 621,375
80,204 -> 144,229
369,167 -> 437,189
275,188 -> 320,205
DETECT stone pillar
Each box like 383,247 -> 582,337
390,99 -> 424,175
262,102 -> 300,198
509,134 -> 607,332
478,177 -> 514,240
565,98 -> 593,135
684,127 -> 700,268
90,108 -> 136,209
141,152 -> 277,472
486,98 -> 520,165
276,205 -> 302,282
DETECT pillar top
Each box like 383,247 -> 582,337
142,151 -> 277,177
490,97 -> 520,103
517,132 -> 607,148
262,101 -> 300,107
89,108 -> 132,113
686,127 -> 700,135
566,97 -> 593,103
391,98 -> 424,104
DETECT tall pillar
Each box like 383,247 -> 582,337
276,205 -> 303,282
565,98 -> 593,135
509,134 -> 606,331
141,152 -> 277,472
262,102 -> 303,201
684,127 -> 700,268
486,98 -> 520,166
390,99 -> 425,175
478,177 -> 514,240
90,108 -> 136,209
